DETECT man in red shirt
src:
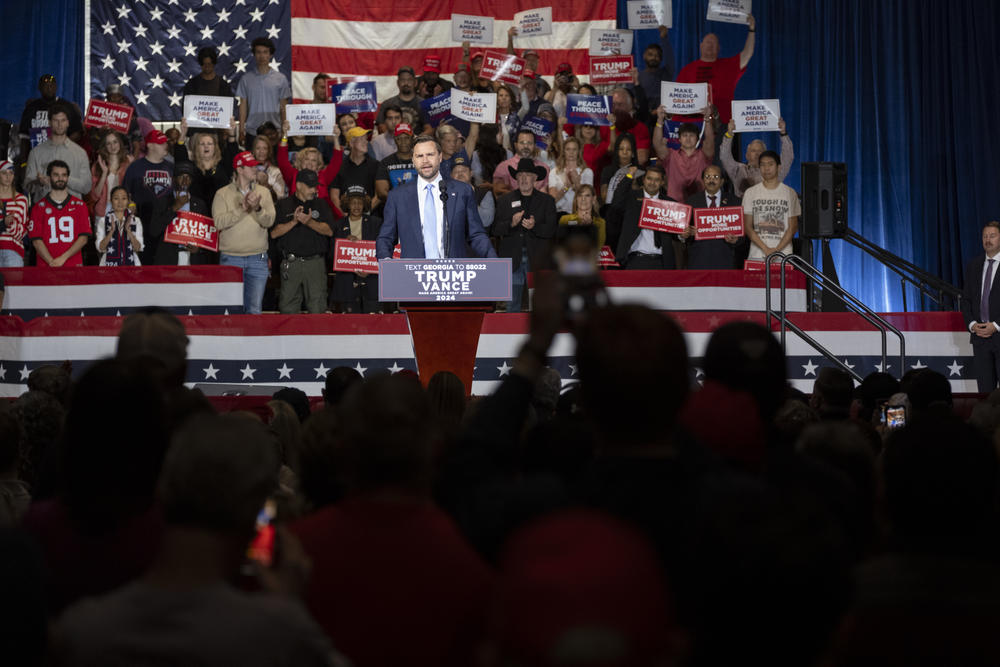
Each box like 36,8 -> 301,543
675,15 -> 757,125
28,160 -> 91,267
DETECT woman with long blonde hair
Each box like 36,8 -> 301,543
558,183 -> 605,248
548,137 -> 594,216
175,119 -> 239,204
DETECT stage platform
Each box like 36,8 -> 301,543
0,310 -> 974,396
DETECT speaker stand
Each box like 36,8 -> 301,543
820,239 -> 846,312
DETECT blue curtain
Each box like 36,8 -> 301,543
0,0 -> 84,126
625,0 -> 1000,311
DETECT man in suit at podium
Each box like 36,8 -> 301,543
961,220 -> 1000,392
376,135 -> 496,260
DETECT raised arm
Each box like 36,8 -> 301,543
740,15 -> 756,70
777,118 -> 794,183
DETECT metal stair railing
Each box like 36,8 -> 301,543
765,252 -> 906,382
841,229 -> 963,312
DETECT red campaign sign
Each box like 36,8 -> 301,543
164,211 -> 219,252
589,55 -> 634,86
333,239 -> 379,273
84,99 -> 134,133
479,50 -> 525,85
638,198 -> 691,234
598,245 -> 619,267
693,206 -> 745,240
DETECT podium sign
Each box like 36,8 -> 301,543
378,258 -> 512,302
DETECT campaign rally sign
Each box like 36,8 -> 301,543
378,258 -> 513,302
480,51 -> 525,85
566,94 -> 613,127
707,0 -> 752,24
183,95 -> 233,129
589,55 -> 634,85
329,82 -> 378,114
520,116 -> 554,149
286,104 -> 335,136
451,14 -> 493,44
164,211 -> 219,252
450,89 -> 497,123
598,246 -> 619,267
333,239 -> 379,273
84,99 -> 133,133
694,206 -> 745,240
638,198 -> 691,234
589,29 -> 633,56
421,92 -> 453,128
661,82 -> 709,115
662,118 -> 704,150
732,99 -> 780,132
627,0 -> 672,29
514,7 -> 553,36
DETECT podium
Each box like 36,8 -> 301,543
379,258 -> 512,394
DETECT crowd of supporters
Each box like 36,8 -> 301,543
2,18 -> 800,312
2,296 -> 999,665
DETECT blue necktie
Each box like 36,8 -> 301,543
983,258 -> 995,321
423,184 -> 439,259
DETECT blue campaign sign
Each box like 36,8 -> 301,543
378,258 -> 512,302
330,81 -> 378,114
520,116 -> 555,149
566,94 -> 613,126
420,91 -> 452,128
420,92 -> 471,136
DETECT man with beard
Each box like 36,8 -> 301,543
635,25 -> 676,111
376,67 -> 424,133
370,105 -> 402,162
492,129 -> 550,196
27,160 -> 91,267
613,164 -> 677,270
18,74 -> 84,160
24,103 -> 91,202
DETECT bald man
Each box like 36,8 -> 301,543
675,16 -> 756,126
721,117 -> 794,197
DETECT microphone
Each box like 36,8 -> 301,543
439,180 -> 450,257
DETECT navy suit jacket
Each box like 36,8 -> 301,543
376,177 -> 497,259
961,253 -> 1000,343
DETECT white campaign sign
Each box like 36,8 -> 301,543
514,7 -> 553,37
731,99 -> 780,132
450,89 -> 497,123
589,29 -> 634,56
183,95 -> 233,129
660,82 -> 709,114
627,0 -> 672,29
451,14 -> 494,45
286,104 -> 336,136
707,0 -> 752,24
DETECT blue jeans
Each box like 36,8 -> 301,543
0,249 -> 24,267
510,248 -> 529,312
220,252 -> 269,314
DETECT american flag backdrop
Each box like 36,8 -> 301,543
87,0 -> 292,121
87,0 -> 615,121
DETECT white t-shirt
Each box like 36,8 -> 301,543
742,182 -> 801,259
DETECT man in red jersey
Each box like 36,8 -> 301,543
28,160 -> 91,267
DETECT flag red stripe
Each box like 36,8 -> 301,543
292,45 -> 597,79
290,0 -> 614,22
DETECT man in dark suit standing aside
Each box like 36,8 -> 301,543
613,164 -> 677,269
376,135 -> 495,260
494,158 -> 558,311
961,220 -> 1000,392
682,164 -> 743,269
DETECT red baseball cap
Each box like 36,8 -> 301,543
556,62 -> 573,75
470,51 -> 484,62
233,151 -> 260,169
145,129 -> 168,145
522,69 -> 537,80
423,55 -> 441,74
393,123 -> 414,137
